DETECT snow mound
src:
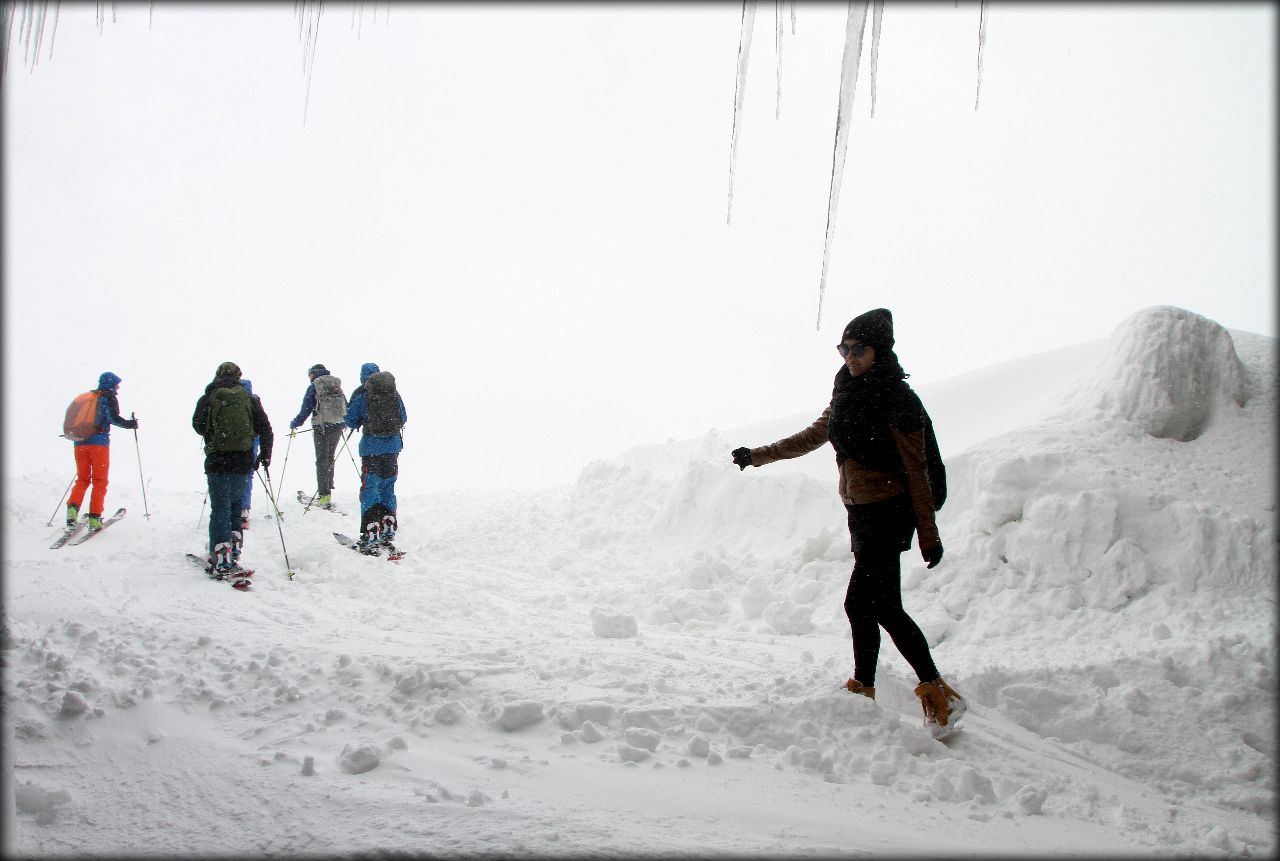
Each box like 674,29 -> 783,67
1070,305 -> 1246,440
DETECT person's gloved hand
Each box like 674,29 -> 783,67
124,417 -> 138,430
289,420 -> 301,432
922,544 -> 944,569
731,447 -> 753,470
255,453 -> 271,471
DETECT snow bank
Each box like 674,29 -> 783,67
3,306 -> 1274,857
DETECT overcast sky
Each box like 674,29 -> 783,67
4,2 -> 1274,497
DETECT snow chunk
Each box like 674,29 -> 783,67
762,600 -> 814,635
337,744 -> 382,774
661,588 -> 730,624
590,607 -> 638,639
1073,306 -> 1245,440
493,700 -> 545,732
15,782 -> 72,825
57,690 -> 91,719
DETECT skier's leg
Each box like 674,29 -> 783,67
68,445 -> 92,512
87,445 -> 110,515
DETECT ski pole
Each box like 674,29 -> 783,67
197,491 -> 207,529
131,413 -> 151,520
338,428 -> 361,481
47,474 -> 77,526
277,430 -> 294,504
255,466 -> 296,580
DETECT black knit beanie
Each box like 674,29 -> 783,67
308,364 -> 327,375
842,308 -> 894,349
216,361 -> 242,379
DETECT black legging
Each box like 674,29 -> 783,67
844,495 -> 939,688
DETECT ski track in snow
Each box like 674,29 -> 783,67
3,307 -> 1275,857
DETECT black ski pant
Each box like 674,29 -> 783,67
844,494 -> 939,689
313,423 -> 344,497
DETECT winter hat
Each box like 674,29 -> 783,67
842,308 -> 894,349
216,361 -> 242,379
360,362 -> 381,384
97,371 -> 122,391
308,364 -> 328,376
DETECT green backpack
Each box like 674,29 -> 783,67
205,385 -> 254,454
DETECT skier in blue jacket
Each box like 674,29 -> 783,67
344,362 -> 407,553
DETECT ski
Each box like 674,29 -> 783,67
298,490 -> 347,515
186,552 -> 255,590
67,508 -> 127,546
334,532 -> 404,562
50,517 -> 88,549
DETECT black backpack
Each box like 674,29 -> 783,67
363,371 -> 403,436
923,412 -> 947,511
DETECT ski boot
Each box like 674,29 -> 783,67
86,513 -> 104,533
241,508 -> 251,531
316,493 -> 333,510
357,523 -> 382,556
66,504 -> 79,528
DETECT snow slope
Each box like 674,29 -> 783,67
3,305 -> 1275,857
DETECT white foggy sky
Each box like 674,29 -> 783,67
3,2 -> 1274,496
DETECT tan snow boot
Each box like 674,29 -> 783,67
844,679 -> 875,700
914,677 -> 966,738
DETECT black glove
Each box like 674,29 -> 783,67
922,544 -> 944,569
123,418 -> 138,430
255,453 -> 271,470
731,447 -> 753,470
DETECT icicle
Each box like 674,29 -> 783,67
32,0 -> 46,68
815,0 -> 870,330
49,0 -> 59,58
774,0 -> 782,119
869,0 -> 882,119
725,0 -> 756,226
974,0 -> 988,111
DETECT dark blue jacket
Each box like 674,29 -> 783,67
78,372 -> 135,447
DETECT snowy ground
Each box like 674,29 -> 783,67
3,306 -> 1275,857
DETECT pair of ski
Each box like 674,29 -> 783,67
333,532 -> 404,562
185,553 -> 254,590
50,507 -> 126,549
296,490 -> 347,515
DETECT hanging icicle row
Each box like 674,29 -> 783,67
725,0 -> 756,226
814,1 -> 870,330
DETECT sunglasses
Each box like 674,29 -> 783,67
837,342 -> 871,359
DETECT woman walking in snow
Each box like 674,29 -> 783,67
730,308 -> 966,738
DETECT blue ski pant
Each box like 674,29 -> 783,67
208,471 -> 246,562
359,453 -> 398,536
241,438 -> 259,510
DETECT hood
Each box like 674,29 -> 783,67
97,372 -> 122,392
360,363 -> 381,384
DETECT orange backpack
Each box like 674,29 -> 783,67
62,391 -> 101,442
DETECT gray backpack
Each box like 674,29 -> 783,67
312,374 -> 347,426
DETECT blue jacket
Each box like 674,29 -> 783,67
344,362 -> 406,456
78,372 -> 134,447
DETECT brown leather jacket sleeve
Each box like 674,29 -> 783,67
890,426 -> 940,549
749,406 -> 832,466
